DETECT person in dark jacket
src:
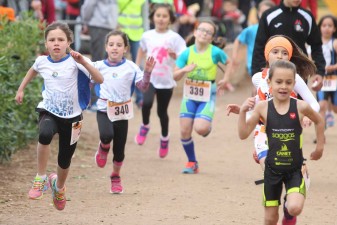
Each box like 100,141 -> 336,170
252,0 -> 325,92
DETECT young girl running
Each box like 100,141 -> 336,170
238,60 -> 324,225
134,3 -> 186,158
316,15 -> 337,133
93,30 -> 155,194
15,22 -> 103,210
174,19 -> 232,174
227,35 -> 319,170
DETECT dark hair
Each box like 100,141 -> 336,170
149,3 -> 176,25
105,30 -> 129,47
185,19 -> 226,49
265,35 -> 316,80
318,15 -> 337,39
269,60 -> 296,80
44,22 -> 73,43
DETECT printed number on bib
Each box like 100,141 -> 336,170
107,99 -> 134,122
183,79 -> 211,102
321,75 -> 337,92
70,121 -> 82,145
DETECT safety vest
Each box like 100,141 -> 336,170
117,0 -> 145,41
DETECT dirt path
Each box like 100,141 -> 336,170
1,77 -> 337,225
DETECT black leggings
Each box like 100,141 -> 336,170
96,111 -> 128,163
38,111 -> 83,169
141,83 -> 173,137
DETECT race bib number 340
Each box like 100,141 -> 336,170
183,79 -> 211,102
107,99 -> 134,122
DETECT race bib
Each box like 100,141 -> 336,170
321,75 -> 337,92
107,99 -> 134,122
183,79 -> 211,102
70,121 -> 82,145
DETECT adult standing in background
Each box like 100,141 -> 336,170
81,0 -> 118,109
252,0 -> 325,91
117,0 -> 149,108
81,0 -> 118,61
30,0 -> 56,25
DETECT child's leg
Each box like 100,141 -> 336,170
264,206 -> 279,225
156,88 -> 173,137
55,166 -> 70,189
254,124 -> 268,171
141,84 -> 156,126
194,118 -> 212,137
284,192 -> 305,218
36,143 -> 51,175
111,120 -> 128,175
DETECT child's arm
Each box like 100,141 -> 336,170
298,100 -> 324,160
15,67 -> 38,104
70,51 -> 104,84
136,56 -> 156,92
173,64 -> 196,81
217,59 -> 233,93
238,97 -> 260,139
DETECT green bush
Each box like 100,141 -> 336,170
0,15 -> 44,163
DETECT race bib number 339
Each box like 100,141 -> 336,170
107,99 -> 134,122
183,79 -> 211,102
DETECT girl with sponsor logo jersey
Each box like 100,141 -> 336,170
227,35 -> 319,171
15,22 -> 104,210
134,3 -> 186,158
93,30 -> 155,194
173,19 -> 232,174
238,60 -> 324,225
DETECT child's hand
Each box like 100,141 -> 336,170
15,90 -> 24,104
167,49 -> 177,59
183,63 -> 197,73
302,116 -> 312,128
217,79 -> 234,95
310,148 -> 323,160
241,97 -> 255,112
144,56 -> 156,73
226,104 -> 240,115
70,50 -> 86,64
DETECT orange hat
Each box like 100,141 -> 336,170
264,36 -> 293,61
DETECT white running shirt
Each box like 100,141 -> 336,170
140,29 -> 186,89
33,54 -> 92,118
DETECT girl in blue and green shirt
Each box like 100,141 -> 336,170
174,19 -> 232,174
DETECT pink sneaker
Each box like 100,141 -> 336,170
110,176 -> 123,194
49,173 -> 66,210
28,175 -> 49,200
135,125 -> 149,145
282,217 -> 297,225
158,138 -> 169,158
95,144 -> 109,168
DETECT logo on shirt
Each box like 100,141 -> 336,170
52,72 -> 58,77
294,19 -> 303,32
274,22 -> 282,28
112,73 -> 118,78
290,112 -> 296,119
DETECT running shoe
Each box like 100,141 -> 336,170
158,138 -> 169,158
182,161 -> 199,174
110,176 -> 123,194
28,175 -> 49,200
95,143 -> 109,168
135,125 -> 149,145
49,173 -> 66,210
